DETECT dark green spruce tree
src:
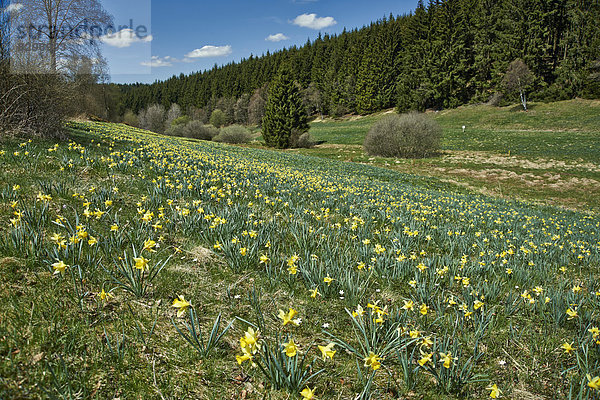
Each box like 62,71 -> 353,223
262,65 -> 309,149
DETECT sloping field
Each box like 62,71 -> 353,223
302,100 -> 600,211
0,122 -> 599,399
310,99 -> 600,160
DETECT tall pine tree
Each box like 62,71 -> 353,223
262,64 -> 309,149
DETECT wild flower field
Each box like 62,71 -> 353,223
0,121 -> 599,399
298,100 -> 600,212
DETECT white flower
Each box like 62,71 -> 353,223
322,323 -> 330,329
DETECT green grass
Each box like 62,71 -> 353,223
309,113 -> 383,145
437,100 -> 600,162
310,99 -> 600,161
1,121 -> 599,399
301,99 -> 600,212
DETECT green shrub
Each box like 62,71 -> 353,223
171,115 -> 191,127
363,112 -> 441,158
214,125 -> 252,144
210,109 -> 226,128
183,121 -> 218,140
165,124 -> 185,137
122,110 -> 139,127
291,131 -> 316,149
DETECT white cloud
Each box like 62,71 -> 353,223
292,13 -> 336,29
266,33 -> 289,42
100,29 -> 153,48
5,3 -> 24,13
185,45 -> 232,58
141,56 -> 175,68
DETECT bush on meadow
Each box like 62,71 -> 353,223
293,131 -> 316,148
165,124 -> 185,137
214,125 -> 252,144
363,112 -> 441,158
184,121 -> 218,140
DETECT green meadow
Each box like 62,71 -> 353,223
0,118 -> 599,399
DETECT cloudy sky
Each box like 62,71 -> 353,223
99,0 -> 417,84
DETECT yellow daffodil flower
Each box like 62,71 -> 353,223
143,239 -> 157,252
352,304 -> 365,317
172,295 -> 191,317
236,352 -> 253,365
283,339 -> 298,357
487,383 -> 502,398
587,374 -> 600,390
52,260 -> 68,275
300,387 -> 315,399
98,288 -> 114,301
134,256 -> 149,271
418,350 -> 433,366
364,352 -> 381,371
318,343 -> 336,361
439,352 -> 456,369
278,308 -> 299,326
561,342 -> 575,354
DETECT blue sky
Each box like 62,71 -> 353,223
102,0 -> 418,84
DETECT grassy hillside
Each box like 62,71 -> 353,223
437,100 -> 600,162
310,99 -> 600,157
1,122 -> 599,399
302,99 -> 600,212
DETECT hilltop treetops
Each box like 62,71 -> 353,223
118,0 -> 600,120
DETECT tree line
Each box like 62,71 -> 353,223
118,0 -> 600,121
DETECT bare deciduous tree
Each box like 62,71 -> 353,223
11,0 -> 112,73
165,103 -> 182,129
248,85 -> 268,127
1,0 -> 114,137
1,1 -> 65,136
234,93 -> 250,125
139,104 -> 166,133
302,83 -> 323,119
502,59 -> 534,111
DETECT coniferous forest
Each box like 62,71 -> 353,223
118,0 -> 600,119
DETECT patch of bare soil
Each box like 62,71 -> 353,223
442,150 -> 600,173
169,245 -> 221,274
317,144 -> 362,149
433,166 -> 600,194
